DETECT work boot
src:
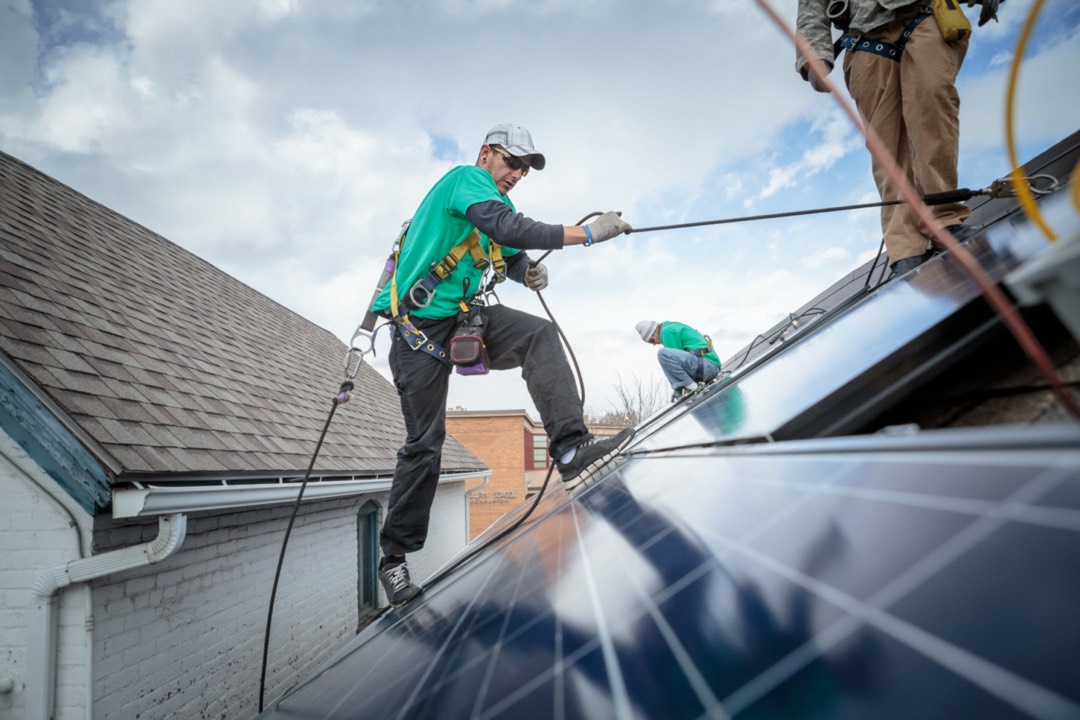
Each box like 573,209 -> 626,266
930,224 -> 971,250
379,559 -> 423,607
671,387 -> 691,403
887,251 -> 933,281
557,427 -> 636,490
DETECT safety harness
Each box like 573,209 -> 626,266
836,10 -> 931,61
688,333 -> 715,358
389,229 -> 507,367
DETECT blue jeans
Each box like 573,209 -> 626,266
658,348 -> 720,390
381,304 -> 590,557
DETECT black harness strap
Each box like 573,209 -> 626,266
393,316 -> 450,366
838,11 -> 931,62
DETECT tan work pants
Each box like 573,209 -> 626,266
844,11 -> 970,264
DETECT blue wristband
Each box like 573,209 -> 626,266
583,225 -> 594,247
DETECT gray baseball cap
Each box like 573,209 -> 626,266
484,123 -> 546,170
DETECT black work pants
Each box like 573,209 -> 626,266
380,304 -> 589,557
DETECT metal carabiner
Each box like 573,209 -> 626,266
1026,174 -> 1060,196
409,283 -> 435,309
989,173 -> 1061,199
343,326 -> 374,383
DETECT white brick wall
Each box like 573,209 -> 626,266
1,430 -> 94,720
2,425 -> 470,720
89,499 -> 365,719
90,480 -> 468,719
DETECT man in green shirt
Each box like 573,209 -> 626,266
636,320 -> 722,400
371,124 -> 635,606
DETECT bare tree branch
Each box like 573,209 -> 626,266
585,371 -> 666,427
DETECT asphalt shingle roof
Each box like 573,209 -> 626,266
0,151 -> 482,480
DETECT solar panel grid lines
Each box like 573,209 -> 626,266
469,542 -> 542,718
567,503 -> 634,719
601,487 -> 730,719
668,452 -> 1080,719
260,440 -> 1080,719
704,468 -> 1074,716
718,458 -> 1080,534
396,554 -> 507,720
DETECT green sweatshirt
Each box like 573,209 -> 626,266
372,165 -> 521,320
660,321 -> 720,367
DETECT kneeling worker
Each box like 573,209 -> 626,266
636,320 -> 721,400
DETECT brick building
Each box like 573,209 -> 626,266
447,409 -> 626,539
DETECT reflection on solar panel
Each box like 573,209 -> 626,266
258,139 -> 1080,719
260,428 -> 1080,719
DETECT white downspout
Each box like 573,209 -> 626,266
25,513 -> 187,720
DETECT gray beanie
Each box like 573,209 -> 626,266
636,320 -> 658,342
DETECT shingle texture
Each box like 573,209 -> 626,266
0,151 -> 482,479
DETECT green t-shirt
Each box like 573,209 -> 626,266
659,321 -> 720,367
372,165 -> 522,320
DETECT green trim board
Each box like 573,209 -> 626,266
0,360 -> 111,515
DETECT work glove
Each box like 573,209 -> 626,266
584,211 -> 632,245
524,263 -> 548,291
966,0 -> 1000,26
800,60 -> 833,93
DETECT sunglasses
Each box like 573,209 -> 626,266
490,145 -> 530,176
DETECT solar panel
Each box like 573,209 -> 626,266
259,427 -> 1080,719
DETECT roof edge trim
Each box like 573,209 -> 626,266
111,469 -> 491,518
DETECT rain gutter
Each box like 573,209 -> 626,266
112,470 -> 490,518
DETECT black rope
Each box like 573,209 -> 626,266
631,199 -> 901,234
258,379 -> 353,712
628,189 -> 987,235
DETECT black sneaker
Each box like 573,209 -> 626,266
379,560 -> 423,607
887,251 -> 933,280
557,427 -> 636,490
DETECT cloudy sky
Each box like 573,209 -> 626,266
2,0 -> 1078,419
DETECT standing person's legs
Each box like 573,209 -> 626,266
844,19 -> 926,265
380,317 -> 456,560
480,304 -> 590,459
902,20 -> 969,231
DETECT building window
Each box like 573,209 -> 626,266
531,433 -> 548,469
357,501 -> 379,624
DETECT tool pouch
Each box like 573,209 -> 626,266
931,0 -> 971,42
449,312 -> 489,376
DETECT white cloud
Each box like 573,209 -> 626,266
1,0 -> 1076,416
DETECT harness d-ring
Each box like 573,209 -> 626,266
409,283 -> 435,309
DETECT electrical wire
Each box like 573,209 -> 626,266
258,377 -> 354,713
1004,0 -> 1058,242
755,0 -> 1080,421
726,307 -> 827,372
